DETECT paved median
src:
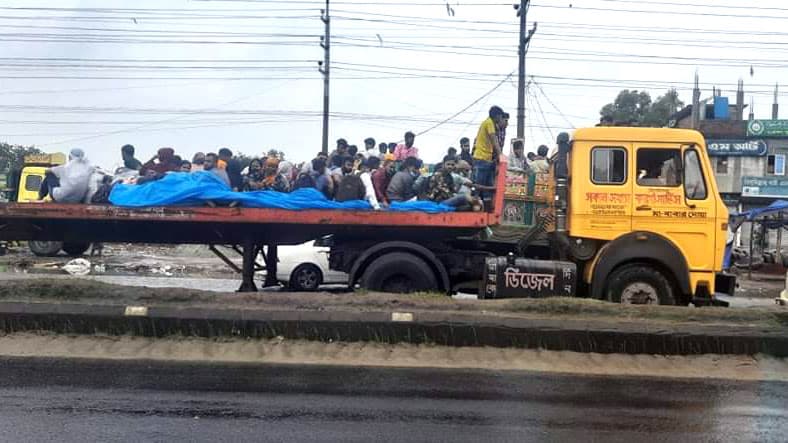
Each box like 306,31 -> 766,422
0,279 -> 786,356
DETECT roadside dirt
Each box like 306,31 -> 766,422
0,278 -> 785,330
0,244 -> 232,278
0,333 -> 785,382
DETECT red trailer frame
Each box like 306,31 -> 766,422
0,159 -> 508,291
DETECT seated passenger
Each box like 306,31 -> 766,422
529,145 -> 550,174
426,155 -> 475,209
218,148 -> 243,191
359,157 -> 382,210
179,160 -> 192,172
258,157 -> 289,192
141,147 -> 180,175
191,152 -> 205,172
39,148 -> 94,203
121,144 -> 142,171
242,158 -> 264,191
386,157 -> 420,202
313,158 -> 334,198
334,159 -> 370,206
278,160 -> 295,190
331,156 -> 355,186
203,152 -> 231,186
372,154 -> 396,204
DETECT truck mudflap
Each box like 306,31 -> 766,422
480,256 -> 577,299
692,273 -> 736,307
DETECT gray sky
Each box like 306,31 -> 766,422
1,0 -> 787,170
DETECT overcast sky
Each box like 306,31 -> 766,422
1,0 -> 787,170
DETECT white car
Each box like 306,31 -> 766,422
276,238 -> 348,291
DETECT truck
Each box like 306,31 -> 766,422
0,127 -> 734,305
1,152 -> 92,257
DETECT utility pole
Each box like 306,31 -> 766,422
319,0 -> 330,155
516,0 -> 536,140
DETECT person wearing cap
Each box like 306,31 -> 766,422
394,131 -> 419,161
472,106 -> 506,197
40,148 -> 94,203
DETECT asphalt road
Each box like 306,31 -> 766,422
0,357 -> 784,442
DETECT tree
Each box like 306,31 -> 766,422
0,143 -> 43,174
599,89 -> 684,127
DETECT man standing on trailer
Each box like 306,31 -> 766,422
472,106 -> 505,197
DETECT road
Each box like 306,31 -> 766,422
0,357 -> 784,442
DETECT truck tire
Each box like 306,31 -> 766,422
62,242 -> 91,257
28,240 -> 64,257
360,252 -> 438,293
605,264 -> 676,305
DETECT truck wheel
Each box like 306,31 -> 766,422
289,264 -> 323,291
361,252 -> 438,293
605,264 -> 676,305
28,241 -> 64,257
62,242 -> 91,257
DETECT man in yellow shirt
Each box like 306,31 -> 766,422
472,105 -> 505,197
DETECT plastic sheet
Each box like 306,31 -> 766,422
109,171 -> 455,213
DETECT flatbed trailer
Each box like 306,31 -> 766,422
0,128 -> 733,305
0,159 -> 511,292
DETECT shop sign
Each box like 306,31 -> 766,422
706,139 -> 767,156
741,176 -> 788,198
747,119 -> 788,137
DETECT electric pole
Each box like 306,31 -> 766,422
319,0 -> 331,155
516,0 -> 536,139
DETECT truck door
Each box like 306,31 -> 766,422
631,144 -> 717,272
569,143 -> 632,240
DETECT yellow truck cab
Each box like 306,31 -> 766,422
562,127 -> 729,305
16,153 -> 66,202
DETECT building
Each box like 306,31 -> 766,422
669,78 -> 786,249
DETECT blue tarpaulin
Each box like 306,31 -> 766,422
109,171 -> 455,213
730,199 -> 788,221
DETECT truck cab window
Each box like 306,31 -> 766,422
591,147 -> 626,184
636,149 -> 680,187
684,149 -> 707,200
24,175 -> 42,193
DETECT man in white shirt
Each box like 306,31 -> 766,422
359,157 -> 382,210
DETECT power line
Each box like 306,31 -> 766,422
530,79 -> 575,130
416,72 -> 514,137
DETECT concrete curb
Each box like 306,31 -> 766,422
0,302 -> 785,357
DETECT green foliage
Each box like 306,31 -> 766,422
600,89 -> 684,127
0,142 -> 42,174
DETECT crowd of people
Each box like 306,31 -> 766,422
37,105 -> 552,211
